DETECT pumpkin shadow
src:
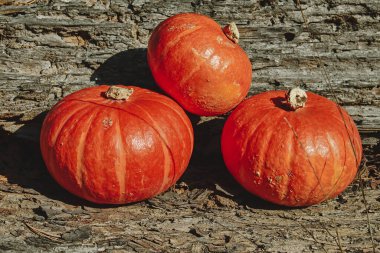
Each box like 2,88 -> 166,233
90,48 -> 287,210
0,48 -> 288,210
180,115 -> 288,210
0,114 -> 61,197
91,48 -> 162,93
271,96 -> 292,111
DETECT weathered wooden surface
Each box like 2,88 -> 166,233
0,0 -> 379,252
0,0 -> 379,132
0,128 -> 379,252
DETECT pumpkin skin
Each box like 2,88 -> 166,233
147,13 -> 252,116
221,90 -> 362,207
40,85 -> 194,204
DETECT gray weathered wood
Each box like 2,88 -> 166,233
0,0 -> 379,252
0,0 -> 379,132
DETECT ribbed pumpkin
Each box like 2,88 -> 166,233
221,88 -> 362,207
40,85 -> 194,204
147,13 -> 252,116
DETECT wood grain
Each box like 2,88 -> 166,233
0,1 -> 379,252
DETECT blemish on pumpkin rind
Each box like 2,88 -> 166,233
102,118 -> 113,128
210,55 -> 221,69
167,23 -> 196,32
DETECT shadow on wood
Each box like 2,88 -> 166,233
89,48 -> 278,208
90,48 -> 162,93
0,114 -> 63,199
0,48 -> 286,210
182,115 -> 288,210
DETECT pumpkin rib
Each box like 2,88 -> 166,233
329,113 -> 355,130
40,104 -> 80,189
301,115 -> 354,205
316,108 -> 358,180
277,117 -> 308,203
53,101 -> 140,203
155,26 -> 203,65
133,109 -> 176,193
237,108 -> 276,165
56,99 -> 178,186
115,107 -> 172,201
52,104 -> 97,197
82,108 -> 117,202
129,104 -> 177,188
177,50 -> 210,90
141,100 -> 193,180
157,135 -> 176,194
324,106 -> 362,152
129,96 -> 193,186
342,112 -> 362,166
260,111 -> 289,201
75,107 -> 109,201
226,108 -> 269,192
222,106 -> 274,187
49,102 -> 89,147
113,109 -> 127,202
281,121 -> 296,203
242,109 -> 284,177
40,101 -> 80,181
304,158 -> 328,205
283,116 -> 326,197
48,102 -> 91,165
138,98 -> 194,148
292,117 -> 336,204
136,98 -> 194,176
325,131 -> 348,200
297,131 -> 328,204
351,116 -> 362,164
282,114 -> 300,204
264,114 -> 294,202
318,135 -> 336,201
76,107 -> 100,201
322,132 -> 349,201
347,124 -> 360,166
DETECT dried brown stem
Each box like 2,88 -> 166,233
321,223 -> 344,253
24,222 -> 63,242
301,224 -> 328,253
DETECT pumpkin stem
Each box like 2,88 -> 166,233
285,87 -> 307,110
105,86 -> 134,100
223,22 -> 239,44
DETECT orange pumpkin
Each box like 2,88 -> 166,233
40,85 -> 194,204
147,13 -> 252,116
221,88 -> 362,206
